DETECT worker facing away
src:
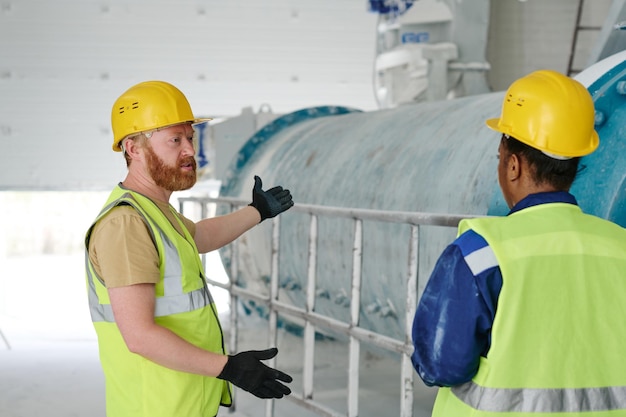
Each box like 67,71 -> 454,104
411,70 -> 626,416
85,80 -> 294,417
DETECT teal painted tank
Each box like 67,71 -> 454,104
218,51 -> 626,340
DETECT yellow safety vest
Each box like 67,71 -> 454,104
85,185 -> 231,417
432,203 -> 626,416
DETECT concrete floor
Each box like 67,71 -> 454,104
0,254 -> 437,417
0,317 -> 437,417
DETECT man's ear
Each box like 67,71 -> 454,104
123,137 -> 143,161
507,153 -> 521,181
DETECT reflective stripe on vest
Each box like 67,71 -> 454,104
452,381 -> 626,413
86,192 -> 212,322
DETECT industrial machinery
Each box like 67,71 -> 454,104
369,0 -> 491,108
217,51 -> 626,341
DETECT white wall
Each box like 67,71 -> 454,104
0,0 -> 379,191
486,0 -> 612,91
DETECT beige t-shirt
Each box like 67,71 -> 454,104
88,200 -> 196,288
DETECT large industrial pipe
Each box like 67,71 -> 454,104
218,51 -> 626,340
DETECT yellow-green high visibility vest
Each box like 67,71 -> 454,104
85,185 -> 231,417
432,203 -> 626,417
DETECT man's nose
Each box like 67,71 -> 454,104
181,137 -> 195,156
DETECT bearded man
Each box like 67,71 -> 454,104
85,81 -> 294,417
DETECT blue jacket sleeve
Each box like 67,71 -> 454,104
411,230 -> 502,387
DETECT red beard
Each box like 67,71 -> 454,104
144,143 -> 197,191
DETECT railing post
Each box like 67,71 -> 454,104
401,224 -> 419,417
303,214 -> 318,400
348,218 -> 363,417
266,216 -> 281,417
228,202 -> 240,412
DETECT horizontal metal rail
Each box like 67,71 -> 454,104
179,195 -> 481,417
181,196 -> 471,226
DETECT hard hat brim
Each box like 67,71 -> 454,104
484,117 -> 599,158
485,118 -> 504,134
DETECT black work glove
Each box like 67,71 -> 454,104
217,348 -> 293,399
249,175 -> 294,222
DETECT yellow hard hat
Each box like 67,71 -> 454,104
486,70 -> 598,158
110,80 -> 212,152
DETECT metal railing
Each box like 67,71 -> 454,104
179,196 -> 475,417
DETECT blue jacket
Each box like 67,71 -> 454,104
411,191 -> 578,387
